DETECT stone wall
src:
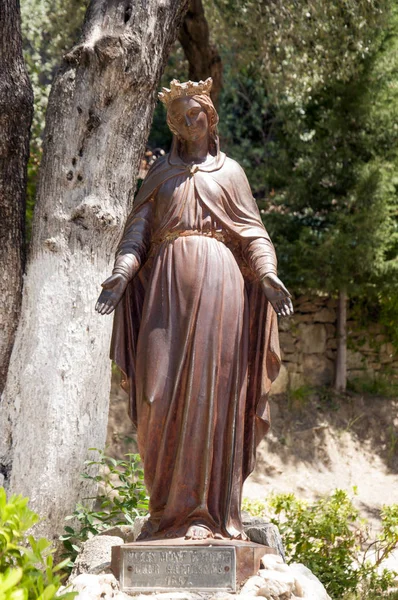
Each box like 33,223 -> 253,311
271,294 -> 397,394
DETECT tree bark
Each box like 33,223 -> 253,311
334,289 -> 347,392
0,0 -> 188,539
178,0 -> 222,107
0,0 -> 33,396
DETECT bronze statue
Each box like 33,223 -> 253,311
96,78 -> 293,543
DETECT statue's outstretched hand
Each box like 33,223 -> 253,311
95,274 -> 128,315
261,273 -> 294,317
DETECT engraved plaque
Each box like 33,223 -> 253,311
119,545 -> 236,592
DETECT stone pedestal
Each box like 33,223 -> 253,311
111,539 -> 276,593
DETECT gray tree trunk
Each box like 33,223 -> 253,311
334,289 -> 347,392
178,0 -> 222,107
0,0 -> 33,397
0,0 -> 188,540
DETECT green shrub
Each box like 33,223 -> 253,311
348,374 -> 398,398
61,449 -> 149,566
243,490 -> 398,599
0,487 -> 75,600
241,498 -> 268,518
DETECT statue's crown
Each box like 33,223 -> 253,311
158,78 -> 212,108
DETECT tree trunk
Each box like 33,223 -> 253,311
178,0 -> 222,107
0,0 -> 188,540
0,0 -> 33,396
334,289 -> 347,392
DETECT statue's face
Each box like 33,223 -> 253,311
168,97 -> 208,142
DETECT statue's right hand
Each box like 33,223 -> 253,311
95,274 -> 128,315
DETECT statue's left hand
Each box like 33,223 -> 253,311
261,274 -> 294,317
95,274 -> 128,315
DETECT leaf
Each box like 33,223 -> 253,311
36,584 -> 57,600
63,527 -> 75,535
52,557 -> 72,573
0,567 -> 23,592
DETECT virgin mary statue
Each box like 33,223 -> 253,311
96,78 -> 293,542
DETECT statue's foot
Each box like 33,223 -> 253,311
185,524 -> 214,540
228,526 -> 249,541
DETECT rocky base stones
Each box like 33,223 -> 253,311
65,533 -> 331,600
242,517 -> 285,561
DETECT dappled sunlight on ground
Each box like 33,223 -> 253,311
244,392 -> 398,529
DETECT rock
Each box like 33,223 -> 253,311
209,593 -> 236,600
289,372 -> 306,390
133,514 -> 150,540
295,294 -> 326,307
368,362 -> 382,371
69,573 -> 119,600
99,526 -> 135,543
292,314 -> 311,324
283,352 -> 302,365
289,564 -> 331,600
297,324 -> 327,354
325,324 -> 336,338
113,593 -> 137,600
381,355 -> 394,364
302,354 -> 333,386
239,575 -> 265,595
243,521 -> 285,560
295,294 -> 311,305
375,333 -> 387,343
295,302 -> 318,313
326,298 -> 337,308
368,323 -> 382,334
257,568 -> 295,598
271,365 -> 289,394
255,557 -> 330,599
260,554 -> 287,571
348,369 -> 367,380
380,343 -> 395,363
326,338 -> 337,350
71,535 -> 124,578
279,318 -> 293,332
279,332 -> 296,353
347,350 -> 366,370
313,308 -> 336,324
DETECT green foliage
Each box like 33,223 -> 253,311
61,450 -> 149,566
379,293 -> 398,351
0,487 -> 76,600
266,490 -> 398,599
212,0 -> 390,99
204,0 -> 398,318
241,498 -> 267,518
287,385 -> 315,409
21,0 -> 87,145
348,374 -> 398,398
244,490 -> 398,598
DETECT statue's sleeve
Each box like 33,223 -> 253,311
113,198 -> 154,279
219,160 -> 278,280
243,237 -> 277,280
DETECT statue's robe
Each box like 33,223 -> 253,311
111,149 -> 280,539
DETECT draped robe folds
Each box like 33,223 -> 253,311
111,150 -> 281,539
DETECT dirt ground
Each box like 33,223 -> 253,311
106,375 -> 398,530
